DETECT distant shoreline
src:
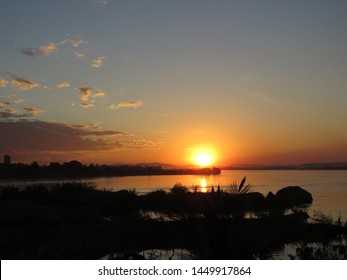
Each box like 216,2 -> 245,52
0,162 -> 221,180
2,161 -> 347,181
224,163 -> 347,170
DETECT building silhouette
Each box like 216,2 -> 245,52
4,154 -> 11,165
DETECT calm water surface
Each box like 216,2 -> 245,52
3,170 -> 347,220
91,170 -> 347,220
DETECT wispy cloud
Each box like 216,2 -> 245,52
0,101 -> 10,108
60,36 -> 87,48
19,42 -> 58,57
254,91 -> 288,107
11,77 -> 40,90
0,108 -> 18,118
95,0 -> 108,6
109,100 -> 144,109
40,43 -> 57,55
155,130 -> 167,134
92,90 -> 105,98
74,51 -> 86,60
0,106 -> 44,118
13,98 -> 25,104
58,82 -> 70,88
23,107 -> 45,115
80,103 -> 94,109
76,86 -> 93,101
19,36 -> 87,59
60,36 -> 88,59
0,78 -> 9,87
0,95 -> 25,104
234,85 -> 289,108
76,86 -> 105,108
91,56 -> 106,68
120,139 -> 164,150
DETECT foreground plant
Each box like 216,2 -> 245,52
228,176 -> 253,194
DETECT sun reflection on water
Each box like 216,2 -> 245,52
200,177 -> 207,192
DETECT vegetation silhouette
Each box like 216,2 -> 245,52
0,182 -> 346,259
0,160 -> 220,180
227,176 -> 253,194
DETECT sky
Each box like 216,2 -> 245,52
1,0 -> 347,166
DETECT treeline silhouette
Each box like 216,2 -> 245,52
0,160 -> 221,180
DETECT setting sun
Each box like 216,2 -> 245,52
195,152 -> 213,167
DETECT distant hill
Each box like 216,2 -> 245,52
112,162 -> 200,170
296,162 -> 347,170
121,162 -> 181,170
224,162 -> 347,170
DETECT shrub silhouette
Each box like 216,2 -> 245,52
170,183 -> 189,196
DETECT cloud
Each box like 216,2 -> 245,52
0,108 -> 18,118
0,120 -> 125,154
91,56 -> 105,68
109,100 -> 144,109
11,77 -> 40,90
13,98 -> 25,104
86,122 -> 101,129
19,42 -> 58,56
155,130 -> 167,134
0,78 -> 9,87
23,107 -> 45,115
0,102 -> 10,108
76,86 -> 93,101
74,51 -> 86,60
120,139 -> 164,150
0,107 -> 45,118
76,87 -> 105,108
95,0 -> 108,6
0,95 -> 25,104
58,82 -> 70,88
59,36 -> 88,59
19,36 -> 87,58
40,43 -> 58,55
19,48 -> 41,56
60,36 -> 87,48
0,120 -> 165,163
92,90 -> 105,98
80,103 -> 94,108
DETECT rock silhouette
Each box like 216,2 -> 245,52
272,186 -> 313,206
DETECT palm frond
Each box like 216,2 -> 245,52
239,183 -> 253,194
238,176 -> 246,193
228,176 -> 253,194
229,180 -> 238,194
